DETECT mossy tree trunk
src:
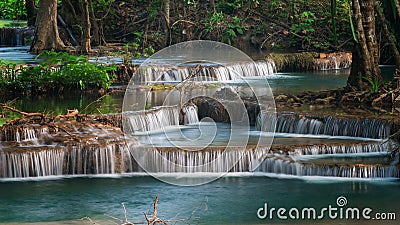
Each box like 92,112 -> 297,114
347,0 -> 381,90
30,0 -> 65,54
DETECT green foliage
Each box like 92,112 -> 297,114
359,76 -> 381,93
223,16 -> 246,45
113,32 -> 156,65
205,12 -> 246,44
0,0 -> 26,20
205,12 -> 224,32
216,0 -> 259,13
0,52 -> 116,92
290,11 -> 316,34
346,0 -> 358,43
267,0 -> 353,50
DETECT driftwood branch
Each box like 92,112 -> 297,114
0,104 -> 45,118
84,195 -> 207,225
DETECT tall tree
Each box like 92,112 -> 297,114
80,0 -> 91,53
163,0 -> 171,46
347,0 -> 381,91
380,0 -> 400,69
30,0 -> 65,54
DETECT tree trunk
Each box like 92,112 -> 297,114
88,0 -> 101,46
80,0 -> 91,53
381,0 -> 400,69
376,2 -> 400,69
163,0 -> 171,46
347,0 -> 381,90
25,0 -> 36,27
382,0 -> 400,45
30,0 -> 65,54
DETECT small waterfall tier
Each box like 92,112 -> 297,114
255,156 -> 399,178
0,143 -> 137,178
132,60 -> 276,83
256,112 -> 391,139
291,141 -> 396,156
131,146 -> 269,173
0,121 -> 139,178
0,27 -> 34,46
314,52 -> 352,70
1,125 -> 49,143
123,106 -> 180,133
1,143 -> 398,178
123,104 -> 199,133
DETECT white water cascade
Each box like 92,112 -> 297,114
123,106 -> 180,133
256,112 -> 391,139
183,104 -> 199,125
123,104 -> 199,133
0,143 -> 137,178
255,156 -> 399,178
131,146 -> 269,173
0,110 -> 398,179
0,142 -> 398,178
1,126 -> 49,143
291,142 -> 395,156
132,60 -> 276,83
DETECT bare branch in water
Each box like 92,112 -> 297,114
82,195 -> 208,225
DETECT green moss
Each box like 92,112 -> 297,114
266,52 -> 317,72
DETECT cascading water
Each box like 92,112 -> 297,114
0,143 -> 138,178
314,53 -> 352,71
123,106 -> 180,133
0,111 -> 398,179
132,60 -> 276,83
183,104 -> 199,125
2,142 -> 397,179
255,156 -> 399,178
0,125 -> 49,143
131,146 -> 269,173
256,112 -> 391,139
0,27 -> 34,46
291,142 -> 395,156
123,104 -> 199,133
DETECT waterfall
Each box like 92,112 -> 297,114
123,104 -> 200,133
131,146 -> 270,173
303,52 -> 352,71
183,104 -> 199,125
132,60 -> 276,83
256,112 -> 391,139
0,27 -> 33,46
123,106 -> 180,133
255,157 -> 399,178
0,143 -> 137,178
291,142 -> 395,156
0,142 -> 398,178
1,126 -> 49,142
